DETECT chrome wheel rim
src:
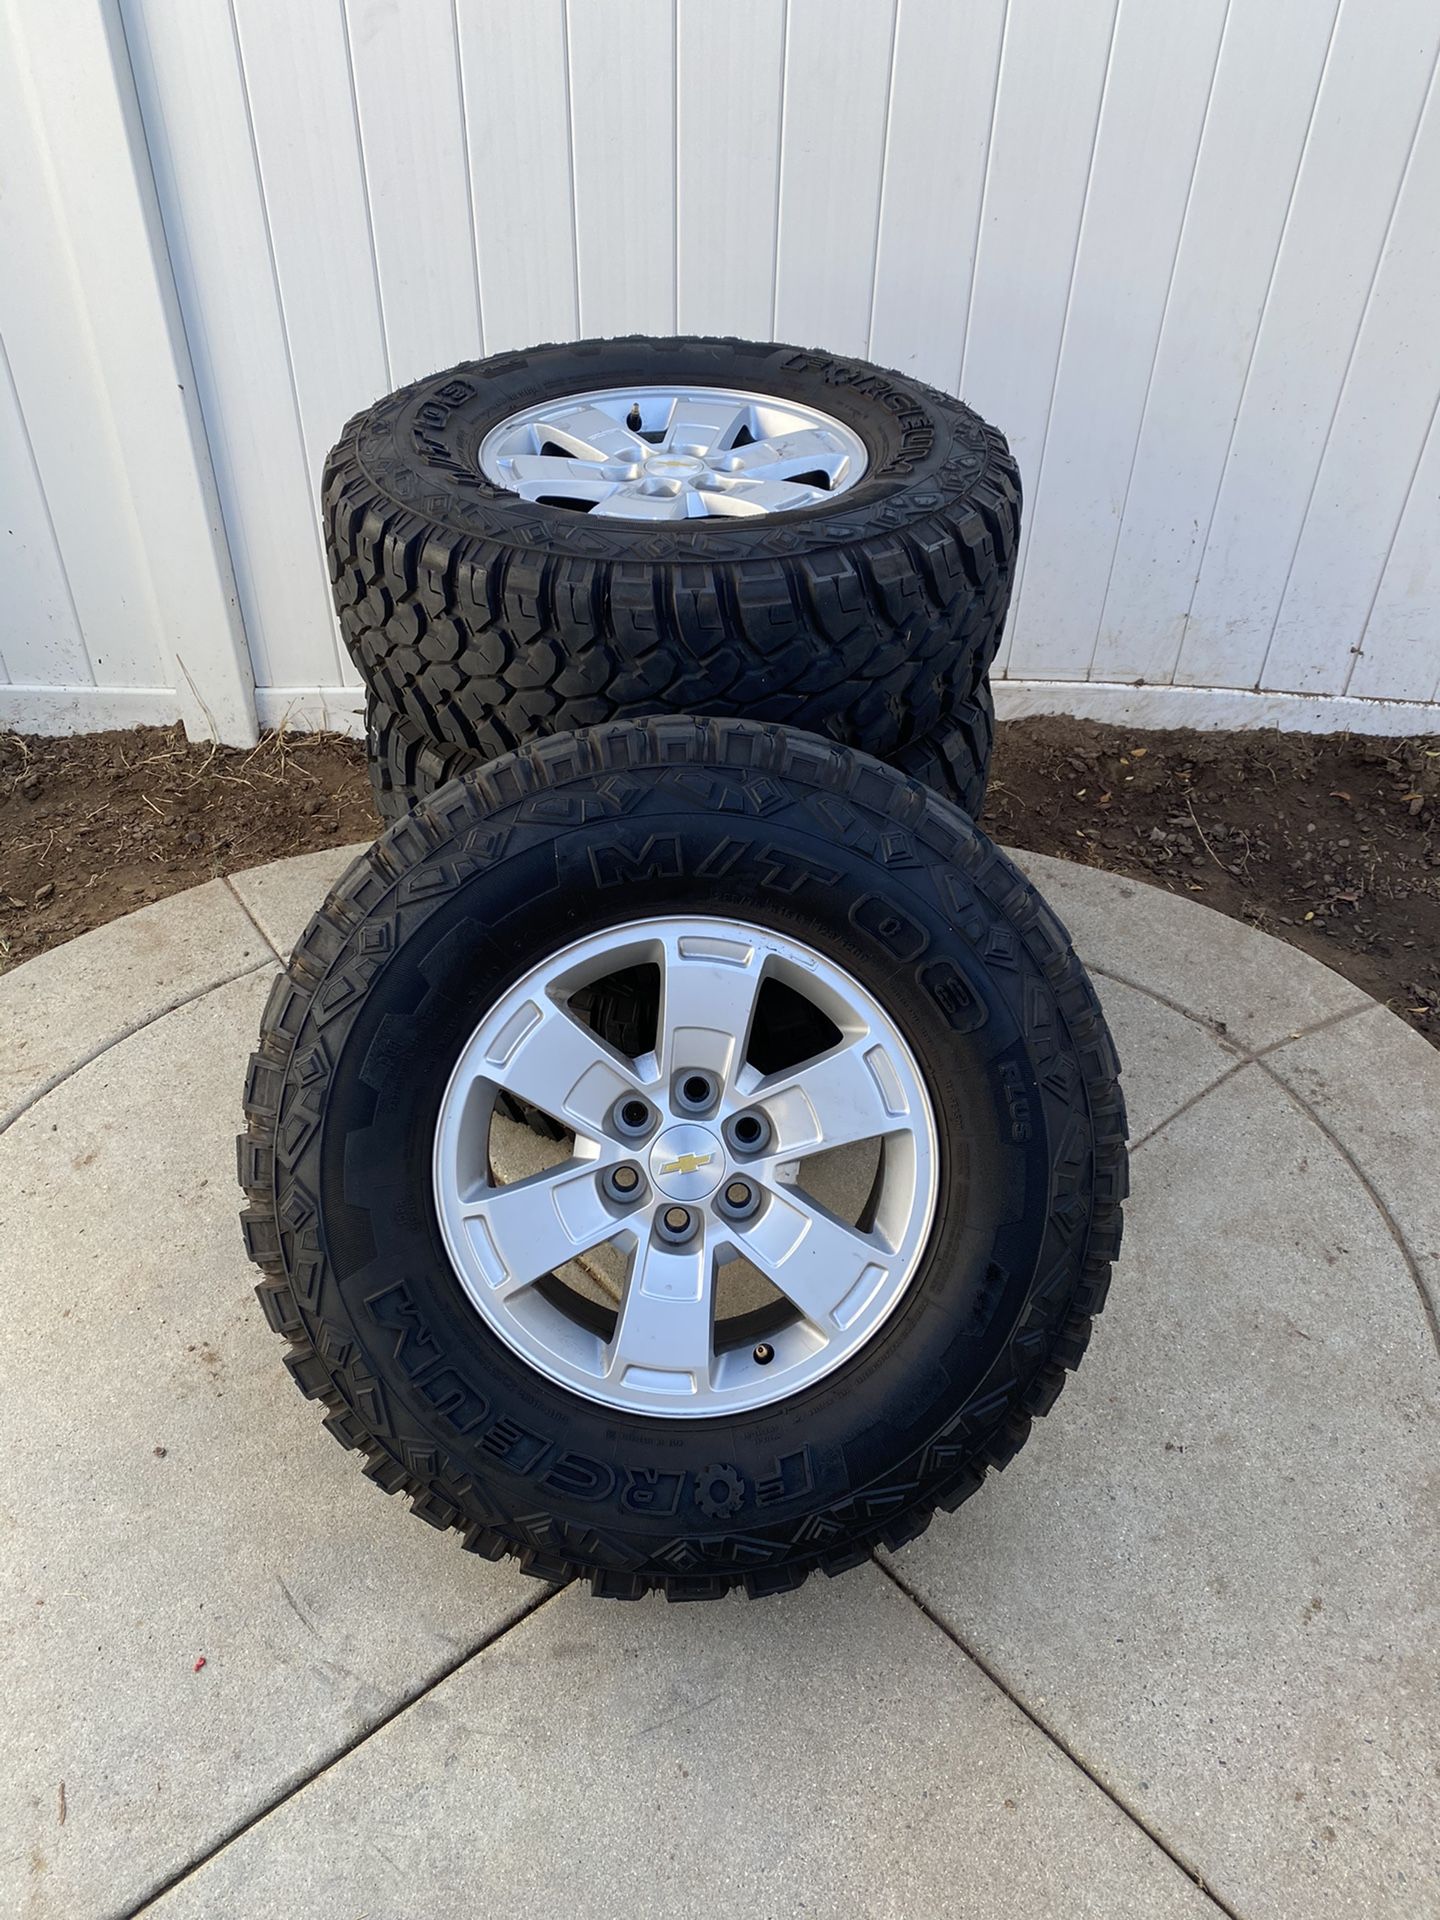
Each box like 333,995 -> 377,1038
477,383 -> 869,520
433,916 -> 938,1418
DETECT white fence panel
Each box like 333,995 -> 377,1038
569,0 -> 677,337
1,0 -> 253,740
1264,55 -> 1440,700
1352,400 -> 1440,707
231,2 -> 390,513
868,0 -> 1004,387
346,0 -> 483,389
1007,0 -> 1230,681
773,0 -> 896,353
957,0 -> 1120,675
121,0 -> 341,698
457,1 -> 579,353
0,336 -> 89,692
4,0 -> 1438,739
1087,0 -> 1341,689
676,0 -> 786,339
1178,0 -> 1440,693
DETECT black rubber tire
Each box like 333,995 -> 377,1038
326,336 -> 1019,767
365,683 -> 995,826
239,718 -> 1125,1601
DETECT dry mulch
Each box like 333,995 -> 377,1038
2,718 -> 1437,1047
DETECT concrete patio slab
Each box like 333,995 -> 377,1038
1083,971 -> 1237,1143
0,971 -> 533,1920
227,843 -> 363,961
145,1569 -> 1218,1920
883,1064 -> 1439,1920
1,845 -> 1434,1920
0,880 -> 266,1127
1264,1004 -> 1440,1336
1010,849 -> 1374,1052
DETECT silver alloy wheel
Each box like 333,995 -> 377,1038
433,916 -> 938,1418
477,384 -> 870,520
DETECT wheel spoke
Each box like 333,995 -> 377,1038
608,1233 -> 715,1396
460,1161 -> 616,1295
534,405 -> 649,462
504,454 -> 628,505
696,477 -> 834,517
721,426 -> 852,485
487,999 -> 643,1135
745,1032 -> 904,1157
588,488 -> 692,521
656,929 -> 766,1083
665,396 -> 751,454
727,1186 -> 890,1330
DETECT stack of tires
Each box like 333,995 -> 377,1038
238,338 -> 1126,1603
323,337 -> 1018,824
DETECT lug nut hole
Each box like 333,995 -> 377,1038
674,1071 -> 717,1113
656,1204 -> 696,1244
717,1176 -> 760,1221
724,1109 -> 771,1155
613,1097 -> 654,1138
602,1163 -> 644,1204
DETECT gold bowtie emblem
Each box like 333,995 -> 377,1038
660,1151 -> 714,1176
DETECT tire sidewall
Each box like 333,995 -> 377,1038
349,336 -> 1001,562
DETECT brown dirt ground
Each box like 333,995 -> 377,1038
1,718 -> 1437,1046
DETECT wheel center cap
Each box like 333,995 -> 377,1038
649,1123 -> 725,1201
646,453 -> 705,477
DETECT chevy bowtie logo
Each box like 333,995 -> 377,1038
660,1151 -> 714,1176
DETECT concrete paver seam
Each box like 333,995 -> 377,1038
1258,1056 -> 1440,1359
119,1582 -> 570,1918
1081,967 -> 1372,1161
1128,1060 -> 1253,1156
0,958 -> 279,1139
1087,960 -> 1374,1060
1100,985 -> 1439,1355
220,874 -> 287,966
873,1557 -> 1248,1920
1247,997 -> 1386,1062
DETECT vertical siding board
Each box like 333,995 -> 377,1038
566,0 -> 677,337
344,0 -> 482,386
122,0 -> 340,692
773,0 -> 897,354
1176,0 -> 1440,693
867,0 -> 1005,386
232,0 -> 394,692
956,0 -> 1121,677
0,5 -> 166,694
455,0 -> 579,350
1349,396 -> 1440,704
1263,61 -> 1440,698
0,334 -> 90,689
230,0 -> 390,485
676,0 -> 785,337
1006,0 -> 1230,681
1089,0 -> 1340,689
